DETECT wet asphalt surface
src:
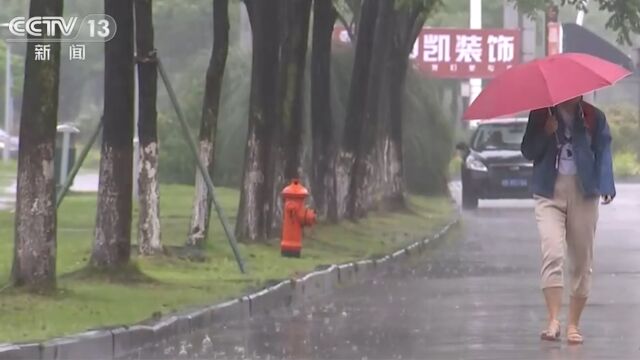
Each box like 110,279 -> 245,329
181,183 -> 640,360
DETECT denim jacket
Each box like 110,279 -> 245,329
520,102 -> 616,199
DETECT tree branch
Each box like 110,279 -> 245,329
513,0 -> 640,45
335,7 -> 355,42
402,7 -> 426,56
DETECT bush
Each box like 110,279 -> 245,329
157,46 -> 251,186
449,155 -> 462,180
603,104 -> 640,156
613,152 -> 640,178
403,70 -> 454,194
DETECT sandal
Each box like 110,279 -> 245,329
540,319 -> 561,342
567,325 -> 584,345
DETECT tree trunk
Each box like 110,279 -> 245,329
378,8 -> 423,209
346,0 -> 394,219
382,6 -> 429,208
278,0 -> 311,180
265,0 -> 312,236
311,0 -> 338,222
337,0 -> 379,219
11,0 -> 63,290
384,49 -> 408,208
135,0 -> 162,256
187,0 -> 229,247
91,0 -> 135,268
235,0 -> 280,242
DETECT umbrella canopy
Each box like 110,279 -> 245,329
562,23 -> 635,72
463,52 -> 632,120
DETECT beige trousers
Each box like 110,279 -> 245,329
534,175 -> 599,298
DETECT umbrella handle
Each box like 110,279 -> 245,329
546,107 -> 559,136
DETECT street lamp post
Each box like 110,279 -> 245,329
469,0 -> 482,104
3,40 -> 13,163
576,0 -> 589,26
636,48 -> 640,130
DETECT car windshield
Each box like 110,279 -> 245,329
472,122 -> 527,151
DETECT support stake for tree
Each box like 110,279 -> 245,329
56,119 -> 103,208
157,57 -> 246,274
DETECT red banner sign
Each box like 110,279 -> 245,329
333,27 -> 522,79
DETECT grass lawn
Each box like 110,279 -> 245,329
0,160 -> 17,191
0,185 -> 454,343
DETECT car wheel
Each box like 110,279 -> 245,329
461,181 -> 479,210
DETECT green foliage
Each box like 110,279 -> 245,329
603,104 -> 640,155
403,71 -> 454,194
0,0 -> 25,22
613,152 -> 640,178
512,0 -> 640,45
0,43 -> 25,123
427,0 -> 504,28
449,155 -> 462,179
157,46 -> 251,186
157,111 -> 198,184
597,104 -> 640,178
565,0 -> 640,45
329,47 -> 355,143
395,0 -> 443,13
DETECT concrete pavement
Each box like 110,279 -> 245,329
161,183 -> 640,359
0,170 -> 98,210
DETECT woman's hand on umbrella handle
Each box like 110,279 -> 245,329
601,195 -> 614,205
544,114 -> 558,135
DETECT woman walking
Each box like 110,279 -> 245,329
521,95 -> 616,345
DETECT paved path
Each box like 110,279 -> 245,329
175,184 -> 640,359
0,171 -> 98,210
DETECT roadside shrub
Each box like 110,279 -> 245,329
157,46 -> 250,186
603,104 -> 640,155
613,152 -> 640,178
449,155 -> 462,180
403,70 -> 453,194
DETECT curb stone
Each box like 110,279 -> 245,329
337,263 -> 356,285
249,281 -> 293,317
3,217 -> 459,360
355,260 -> 375,278
0,343 -> 41,360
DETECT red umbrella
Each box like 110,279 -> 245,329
463,52 -> 632,120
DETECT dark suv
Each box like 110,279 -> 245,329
456,119 -> 533,209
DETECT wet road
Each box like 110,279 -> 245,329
190,183 -> 640,359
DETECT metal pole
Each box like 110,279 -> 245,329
576,0 -> 589,26
60,130 -> 71,185
56,120 -> 103,208
636,48 -> 640,133
133,61 -> 139,200
469,0 -> 482,104
156,57 -> 246,274
3,41 -> 12,162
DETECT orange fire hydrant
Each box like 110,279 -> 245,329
281,179 -> 316,258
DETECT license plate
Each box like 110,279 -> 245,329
501,179 -> 527,187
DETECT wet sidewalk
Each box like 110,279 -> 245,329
168,183 -> 640,359
0,171 -> 98,210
